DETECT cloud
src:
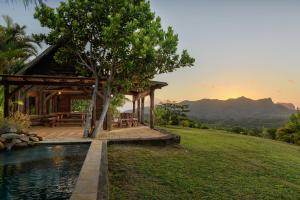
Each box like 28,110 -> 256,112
288,80 -> 296,84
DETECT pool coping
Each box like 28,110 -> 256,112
70,140 -> 107,200
36,128 -> 179,200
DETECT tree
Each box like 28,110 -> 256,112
285,109 -> 300,132
34,0 -> 195,138
0,15 -> 40,74
0,15 -> 40,116
155,102 -> 190,126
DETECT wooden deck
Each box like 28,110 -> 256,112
30,126 -> 165,140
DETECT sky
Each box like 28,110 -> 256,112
1,0 -> 300,106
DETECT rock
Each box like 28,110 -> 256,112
12,139 -> 22,144
28,133 -> 37,137
2,127 -> 17,134
20,135 -> 30,142
15,142 -> 28,148
1,133 -> 21,140
0,141 -> 5,150
29,136 -> 39,142
0,137 -> 6,143
36,135 -> 43,141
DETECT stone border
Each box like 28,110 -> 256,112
70,140 -> 108,200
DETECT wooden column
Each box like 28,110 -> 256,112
4,84 -> 9,118
141,97 -> 145,124
150,89 -> 155,129
137,98 -> 141,123
132,97 -> 136,117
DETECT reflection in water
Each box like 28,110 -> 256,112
0,144 -> 89,200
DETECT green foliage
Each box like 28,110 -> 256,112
34,0 -> 194,135
0,15 -> 40,74
285,109 -> 300,132
262,128 -> 277,139
179,119 -> 190,127
110,94 -> 129,118
0,112 -> 31,133
34,0 -> 194,93
71,99 -> 89,112
155,103 -> 189,126
230,127 -> 245,134
274,110 -> 300,144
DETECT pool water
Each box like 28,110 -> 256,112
0,144 -> 90,200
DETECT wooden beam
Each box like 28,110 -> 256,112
133,90 -> 150,101
4,84 -> 9,118
141,97 -> 145,124
150,89 -> 155,129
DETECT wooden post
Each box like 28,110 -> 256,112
150,89 -> 155,129
141,97 -> 145,124
4,84 -> 9,118
137,98 -> 141,124
132,97 -> 136,117
42,92 -> 47,114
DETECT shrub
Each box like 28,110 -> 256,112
180,120 -> 190,127
230,127 -> 244,134
0,112 -> 31,134
294,133 -> 300,145
200,124 -> 209,129
262,128 -> 277,140
188,121 -> 197,128
276,127 -> 294,140
247,128 -> 262,137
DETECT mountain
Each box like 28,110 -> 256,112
178,97 -> 296,128
277,103 -> 296,110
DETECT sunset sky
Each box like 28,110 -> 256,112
1,0 -> 300,106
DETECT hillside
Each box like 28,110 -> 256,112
177,97 -> 296,128
180,96 -> 295,120
109,127 -> 300,199
136,97 -> 296,128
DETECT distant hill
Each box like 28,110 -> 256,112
132,97 -> 296,128
178,97 -> 296,128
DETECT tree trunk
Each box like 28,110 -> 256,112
83,76 -> 99,138
92,83 -> 111,138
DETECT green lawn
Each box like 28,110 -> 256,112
108,126 -> 300,200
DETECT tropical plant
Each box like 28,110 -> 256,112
0,112 -> 31,134
5,0 -> 44,7
110,94 -> 129,118
0,15 -> 40,74
34,0 -> 195,138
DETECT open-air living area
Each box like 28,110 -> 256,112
2,0 -> 300,200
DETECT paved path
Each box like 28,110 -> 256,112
30,126 -> 165,141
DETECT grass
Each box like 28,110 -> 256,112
108,126 -> 300,200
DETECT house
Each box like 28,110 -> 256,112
0,45 -> 167,131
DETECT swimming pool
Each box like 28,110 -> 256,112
0,143 -> 90,200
